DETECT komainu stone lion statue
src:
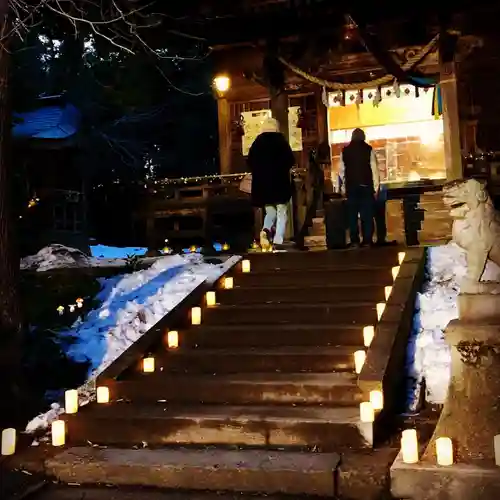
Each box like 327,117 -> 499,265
442,178 -> 500,283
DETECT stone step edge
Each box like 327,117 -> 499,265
45,447 -> 340,497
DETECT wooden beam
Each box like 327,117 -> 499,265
440,60 -> 463,180
217,98 -> 232,175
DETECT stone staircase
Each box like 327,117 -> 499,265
46,248 -> 422,498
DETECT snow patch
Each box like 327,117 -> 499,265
25,251 -> 240,434
407,242 -> 500,408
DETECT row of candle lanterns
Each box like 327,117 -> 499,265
355,253 -> 405,424
401,429 -> 454,466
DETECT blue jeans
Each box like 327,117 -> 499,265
346,186 -> 374,244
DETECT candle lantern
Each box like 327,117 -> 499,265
392,266 -> 400,280
363,326 -> 375,347
96,386 -> 110,404
206,291 -> 216,307
360,402 -> 375,423
167,330 -> 179,349
51,420 -> 66,447
241,260 -> 251,273
384,286 -> 392,301
401,429 -> 419,464
354,350 -> 366,374
370,390 -> 384,410
436,437 -> 453,466
191,306 -> 202,325
143,357 -> 155,373
376,303 -> 386,321
65,389 -> 79,414
223,277 -> 234,289
398,252 -> 406,265
1,428 -> 16,456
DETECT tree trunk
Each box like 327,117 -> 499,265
0,0 -> 22,403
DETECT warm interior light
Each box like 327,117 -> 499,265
241,259 -> 251,273
494,434 -> 500,466
1,428 -> 16,456
401,429 -> 419,464
398,252 -> 406,265
214,75 -> 231,93
191,306 -> 202,325
143,357 -> 155,373
206,291 -> 216,307
224,277 -> 234,289
354,350 -> 366,374
96,387 -> 110,404
167,330 -> 179,349
64,389 -> 78,414
436,437 -> 453,466
370,390 -> 384,410
384,286 -> 392,301
392,266 -> 400,280
51,420 -> 66,447
359,402 -> 374,423
376,302 -> 386,321
363,326 -> 375,347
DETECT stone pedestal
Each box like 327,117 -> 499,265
391,289 -> 500,499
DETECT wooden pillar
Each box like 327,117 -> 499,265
315,89 -> 329,146
440,60 -> 463,181
217,97 -> 232,175
270,90 -> 289,139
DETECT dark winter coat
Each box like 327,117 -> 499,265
342,141 -> 374,195
247,132 -> 295,207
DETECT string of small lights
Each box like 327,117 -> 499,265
153,173 -> 249,186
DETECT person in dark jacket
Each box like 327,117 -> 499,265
339,128 -> 380,246
247,117 -> 295,251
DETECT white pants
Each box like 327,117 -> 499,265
263,203 -> 288,245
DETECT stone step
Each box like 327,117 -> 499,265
246,247 -> 400,271
46,447 -> 340,496
219,283 -> 387,305
312,217 -> 324,225
204,302 -> 379,325
171,323 -> 366,348
236,267 -> 394,287
147,346 -> 359,374
105,372 -> 361,406
63,404 -> 370,450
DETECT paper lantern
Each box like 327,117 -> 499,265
370,390 -> 384,410
376,303 -> 386,321
96,386 -> 110,404
143,357 -> 155,373
206,291 -> 216,307
436,437 -> 453,466
223,277 -> 234,289
384,286 -> 392,301
167,330 -> 179,349
76,298 -> 84,308
51,420 -> 66,447
401,429 -> 418,464
398,252 -> 406,265
57,305 -> 64,315
363,326 -> 375,347
191,306 -> 202,325
359,402 -> 374,423
1,428 -> 16,456
241,260 -> 251,273
392,266 -> 400,280
354,350 -> 366,374
64,389 -> 78,414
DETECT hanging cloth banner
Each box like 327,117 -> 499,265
432,84 -> 443,119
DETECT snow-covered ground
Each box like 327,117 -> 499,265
407,242 -> 500,409
24,245 -> 240,434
